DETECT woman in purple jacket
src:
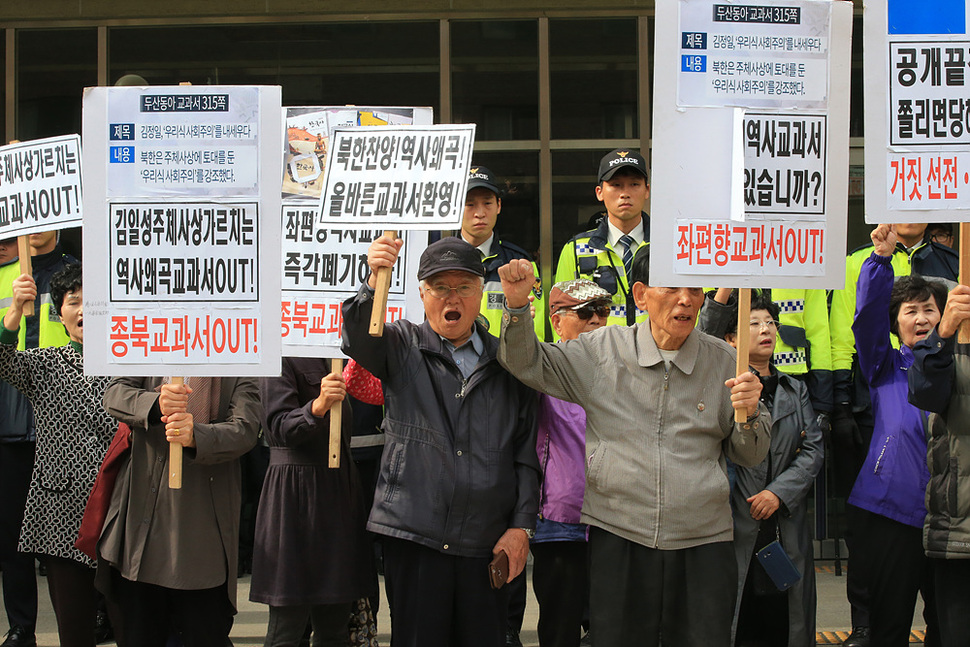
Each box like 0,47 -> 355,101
531,278 -> 612,647
849,224 -> 943,647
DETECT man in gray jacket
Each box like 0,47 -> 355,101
342,235 -> 539,647
497,248 -> 770,646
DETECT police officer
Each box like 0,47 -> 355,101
554,149 -> 650,328
460,165 -> 547,341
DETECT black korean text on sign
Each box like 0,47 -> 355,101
744,113 -> 827,215
0,141 -> 81,229
110,202 -> 259,302
890,42 -> 970,145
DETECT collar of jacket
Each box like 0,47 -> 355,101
587,212 -> 651,251
634,322 -> 700,374
415,318 -> 499,365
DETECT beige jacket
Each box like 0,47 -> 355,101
499,305 -> 770,550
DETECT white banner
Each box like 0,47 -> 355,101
0,135 -> 82,237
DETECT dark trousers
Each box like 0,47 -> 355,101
264,603 -> 352,647
531,541 -> 588,647
40,556 -> 98,647
833,418 -> 874,628
932,558 -> 970,647
860,511 -> 938,647
0,442 -> 37,632
111,569 -> 232,647
588,527 -> 736,647
506,568 -> 526,635
382,537 -> 510,647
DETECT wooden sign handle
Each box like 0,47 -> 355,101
368,229 -> 398,337
17,236 -> 33,317
169,376 -> 184,489
734,288 -> 752,423
960,223 -> 970,344
329,358 -> 344,468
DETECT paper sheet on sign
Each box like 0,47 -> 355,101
0,135 -> 83,238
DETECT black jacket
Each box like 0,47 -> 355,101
341,285 -> 539,558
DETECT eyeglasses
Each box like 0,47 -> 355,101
424,283 -> 481,299
749,320 -> 779,331
565,302 -> 612,320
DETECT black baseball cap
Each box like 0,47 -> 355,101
466,165 -> 501,196
417,237 -> 485,281
597,149 -> 648,182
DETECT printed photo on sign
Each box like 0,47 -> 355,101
677,0 -> 833,110
0,135 -> 82,238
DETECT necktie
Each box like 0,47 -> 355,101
618,234 -> 635,279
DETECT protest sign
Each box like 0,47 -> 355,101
652,0 -> 851,289
865,0 -> 970,220
281,107 -> 430,357
82,85 -> 283,378
317,124 -> 475,230
0,135 -> 82,238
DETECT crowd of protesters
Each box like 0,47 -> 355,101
0,149 -> 966,647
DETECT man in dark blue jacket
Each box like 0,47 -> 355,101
342,235 -> 539,647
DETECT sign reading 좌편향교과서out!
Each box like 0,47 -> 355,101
81,85 -> 283,377
651,0 -> 851,289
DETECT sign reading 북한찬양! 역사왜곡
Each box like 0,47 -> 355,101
81,85 -> 283,377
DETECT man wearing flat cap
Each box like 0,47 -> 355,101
460,164 -> 547,341
555,148 -> 651,329
341,235 -> 539,647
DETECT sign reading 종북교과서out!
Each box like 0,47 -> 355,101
81,85 -> 283,377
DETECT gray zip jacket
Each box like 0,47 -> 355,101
342,285 -> 539,558
498,304 -> 770,549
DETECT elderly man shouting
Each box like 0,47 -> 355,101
497,249 -> 770,647
341,235 -> 539,647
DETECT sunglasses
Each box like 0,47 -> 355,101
563,302 -> 612,320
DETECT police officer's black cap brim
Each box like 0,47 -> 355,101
466,179 -> 501,196
599,164 -> 648,183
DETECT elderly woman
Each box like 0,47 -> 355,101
698,289 -> 824,647
0,264 -> 115,647
848,224 -> 942,647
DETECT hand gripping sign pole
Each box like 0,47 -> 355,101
169,377 -> 184,489
734,288 -> 752,423
329,358 -> 343,468
369,229 -> 399,337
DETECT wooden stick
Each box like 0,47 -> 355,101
369,229 -> 398,337
329,358 -> 344,468
734,287 -> 752,423
16,237 -> 32,317
960,223 -> 970,344
168,376 -> 184,489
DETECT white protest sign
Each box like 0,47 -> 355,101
865,0 -> 970,220
281,106 -> 430,356
677,0 -> 832,110
652,0 -> 851,288
316,124 -> 475,229
0,135 -> 82,237
82,85 -> 283,377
